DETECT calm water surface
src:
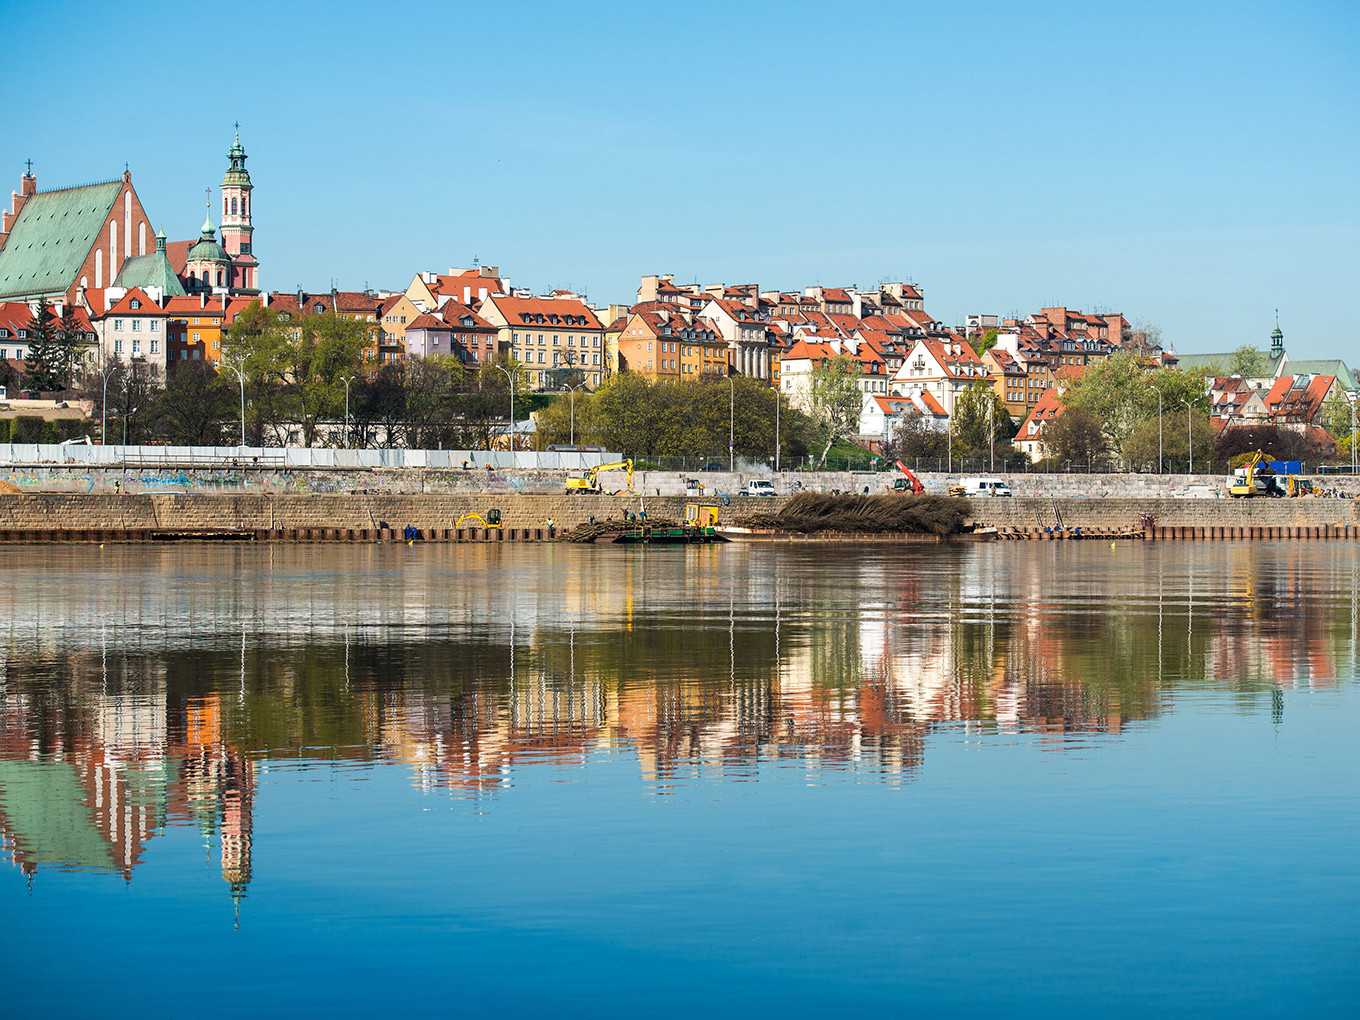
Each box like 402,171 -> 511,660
1,542 -> 1357,1016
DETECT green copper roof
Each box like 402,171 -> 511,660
113,250 -> 186,296
187,237 -> 232,264
0,180 -> 123,299
1284,358 -> 1359,391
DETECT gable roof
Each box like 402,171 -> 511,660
112,250 -> 185,298
0,181 -> 123,299
1018,389 -> 1064,437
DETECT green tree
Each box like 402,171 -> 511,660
1322,391 -> 1353,444
950,382 -> 1013,461
1125,407 -> 1216,473
55,305 -> 86,390
222,301 -> 292,445
810,355 -> 863,467
285,312 -> 368,447
1042,406 -> 1107,468
1229,344 -> 1269,377
971,327 -> 1000,355
22,302 -> 62,392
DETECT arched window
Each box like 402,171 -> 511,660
138,221 -> 146,255
95,250 -> 103,289
123,192 -> 131,257
109,220 -> 117,273
217,271 -> 224,286
242,195 -> 248,217
231,197 -> 238,215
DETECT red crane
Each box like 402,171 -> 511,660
890,460 -> 925,494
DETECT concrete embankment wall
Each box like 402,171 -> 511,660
4,463 -> 1359,500
3,492 -> 1358,539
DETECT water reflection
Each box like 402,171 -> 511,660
0,542 -> 1355,890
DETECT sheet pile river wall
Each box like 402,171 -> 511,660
0,493 -> 1357,535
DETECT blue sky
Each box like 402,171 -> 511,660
5,0 -> 1356,359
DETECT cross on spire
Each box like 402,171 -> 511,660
205,186 -> 211,209
234,120 -> 240,139
24,158 -> 32,175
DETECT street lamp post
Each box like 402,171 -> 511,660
340,375 -> 354,449
566,381 -> 584,447
494,364 -> 515,452
1182,399 -> 1194,474
774,387 -> 780,473
989,398 -> 995,473
100,360 -> 115,446
728,374 -> 735,472
1156,386 -> 1163,474
123,406 -> 137,447
224,362 -> 246,447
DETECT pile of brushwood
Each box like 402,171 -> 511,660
733,492 -> 968,535
558,516 -> 680,543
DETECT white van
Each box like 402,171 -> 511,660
959,477 -> 1013,497
742,479 -> 777,497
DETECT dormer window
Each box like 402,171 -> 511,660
130,298 -> 141,310
313,303 -> 325,314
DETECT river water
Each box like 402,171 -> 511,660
1,542 -> 1357,1016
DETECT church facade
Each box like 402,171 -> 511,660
0,131 -> 260,309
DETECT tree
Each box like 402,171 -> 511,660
149,361 -> 235,445
1042,406 -> 1107,468
22,302 -> 62,393
1214,423 -> 1334,466
405,355 -> 468,449
1322,391 -> 1353,445
222,301 -> 292,446
55,305 -> 86,390
810,355 -> 863,467
1229,344 -> 1269,378
950,382 -> 1013,462
1124,318 -> 1162,351
882,415 -> 948,462
971,327 -> 1000,356
285,312 -> 368,447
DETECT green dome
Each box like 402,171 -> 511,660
187,237 -> 232,264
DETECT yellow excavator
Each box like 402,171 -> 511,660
1229,451 -> 1283,498
456,510 -> 502,528
565,459 -> 635,495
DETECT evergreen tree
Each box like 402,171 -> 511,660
55,305 -> 85,389
22,301 -> 61,393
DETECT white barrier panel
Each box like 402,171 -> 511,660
0,444 -> 621,470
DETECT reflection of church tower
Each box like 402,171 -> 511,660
220,752 -> 255,928
219,126 -> 259,293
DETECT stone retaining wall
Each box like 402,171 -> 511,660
3,491 -> 1357,537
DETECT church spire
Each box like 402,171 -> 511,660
1270,309 -> 1284,358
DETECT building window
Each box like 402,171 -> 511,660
150,340 -> 158,353
213,340 -> 219,351
112,321 -> 122,332
537,351 -> 544,363
131,320 -> 141,332
130,298 -> 141,310
150,321 -> 158,332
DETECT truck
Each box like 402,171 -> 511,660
742,479 -> 777,497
